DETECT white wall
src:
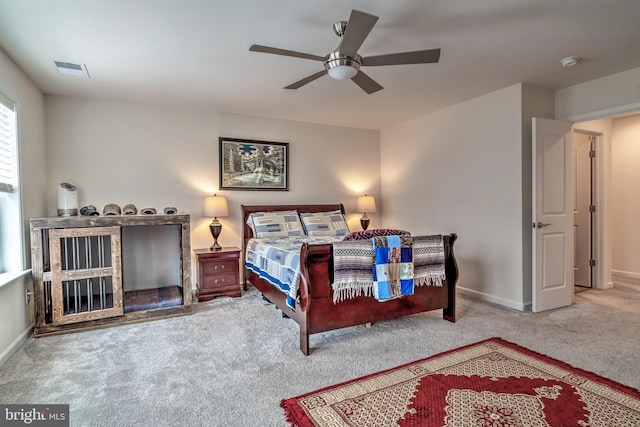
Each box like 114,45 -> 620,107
0,273 -> 32,365
44,98 -> 381,289
611,114 -> 640,277
0,48 -> 47,365
219,112 -> 381,232
45,96 -> 223,254
521,85 -> 555,304
556,66 -> 640,121
381,84 -> 528,309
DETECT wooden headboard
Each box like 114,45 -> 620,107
241,203 -> 345,251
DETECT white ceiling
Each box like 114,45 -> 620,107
1,0 -> 639,130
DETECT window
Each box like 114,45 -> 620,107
0,93 -> 23,274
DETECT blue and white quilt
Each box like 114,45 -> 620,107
371,235 -> 415,302
245,236 -> 344,310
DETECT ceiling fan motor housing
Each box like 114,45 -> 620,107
324,51 -> 361,79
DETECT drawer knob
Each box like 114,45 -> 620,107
214,265 -> 225,270
214,279 -> 225,284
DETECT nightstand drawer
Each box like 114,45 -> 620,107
202,260 -> 236,275
201,272 -> 237,289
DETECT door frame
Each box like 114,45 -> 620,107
573,130 -> 597,289
529,101 -> 639,303
560,102 -> 640,290
572,123 -> 611,290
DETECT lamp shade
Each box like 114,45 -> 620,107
203,195 -> 229,218
356,195 -> 376,213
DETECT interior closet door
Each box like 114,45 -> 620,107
573,132 -> 593,288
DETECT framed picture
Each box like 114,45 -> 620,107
219,137 -> 289,191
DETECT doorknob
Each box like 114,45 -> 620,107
535,222 -> 551,228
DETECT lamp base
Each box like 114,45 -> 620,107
360,217 -> 371,231
209,220 -> 223,251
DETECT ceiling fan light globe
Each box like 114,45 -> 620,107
325,52 -> 361,80
328,65 -> 357,80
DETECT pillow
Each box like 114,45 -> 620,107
300,210 -> 349,236
247,210 -> 305,238
246,210 -> 299,232
342,228 -> 410,241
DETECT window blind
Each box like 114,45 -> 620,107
0,94 -> 16,194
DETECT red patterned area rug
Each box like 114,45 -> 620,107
281,338 -> 640,427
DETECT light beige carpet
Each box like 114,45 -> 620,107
0,283 -> 638,426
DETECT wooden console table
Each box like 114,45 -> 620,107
30,214 -> 193,336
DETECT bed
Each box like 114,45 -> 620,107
242,203 -> 458,355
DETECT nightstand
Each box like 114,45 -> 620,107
194,247 -> 241,301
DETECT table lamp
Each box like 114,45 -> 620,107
356,195 -> 376,231
203,195 -> 229,250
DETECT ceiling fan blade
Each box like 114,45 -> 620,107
249,44 -> 325,62
284,69 -> 328,89
351,70 -> 383,94
338,10 -> 379,57
361,49 -> 441,66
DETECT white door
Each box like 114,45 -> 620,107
532,118 -> 574,312
573,132 -> 592,287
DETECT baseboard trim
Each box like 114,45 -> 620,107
611,270 -> 640,286
456,286 -> 527,312
0,324 -> 33,368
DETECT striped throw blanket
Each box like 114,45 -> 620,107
412,235 -> 446,287
333,234 -> 445,303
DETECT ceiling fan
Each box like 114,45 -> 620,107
249,9 -> 441,94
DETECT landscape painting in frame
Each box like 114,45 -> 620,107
219,137 -> 289,191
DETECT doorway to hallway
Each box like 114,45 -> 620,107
573,130 -> 597,290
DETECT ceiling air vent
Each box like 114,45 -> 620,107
54,61 -> 90,78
